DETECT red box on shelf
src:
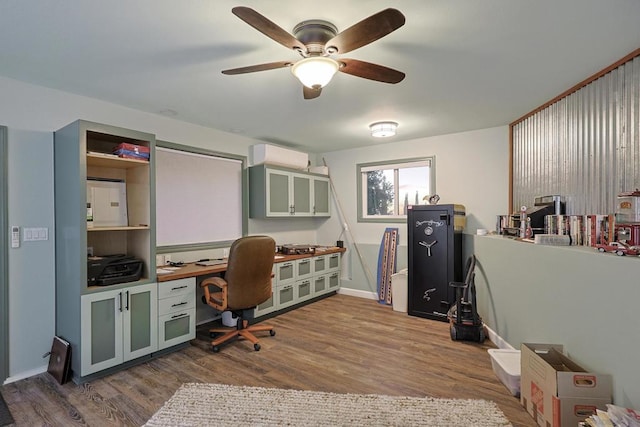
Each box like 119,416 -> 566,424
113,143 -> 150,160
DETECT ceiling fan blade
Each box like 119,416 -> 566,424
325,8 -> 405,54
232,7 -> 307,52
303,85 -> 322,100
222,61 -> 292,75
339,59 -> 405,84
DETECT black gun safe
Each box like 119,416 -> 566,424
407,204 -> 465,321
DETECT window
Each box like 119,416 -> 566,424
357,157 -> 435,222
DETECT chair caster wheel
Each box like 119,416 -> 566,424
212,346 -> 220,353
270,329 -> 276,336
254,343 -> 261,351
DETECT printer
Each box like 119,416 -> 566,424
87,254 -> 144,286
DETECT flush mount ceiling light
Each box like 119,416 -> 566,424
291,57 -> 340,89
370,121 -> 398,138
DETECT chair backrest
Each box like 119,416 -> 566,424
224,235 -> 276,309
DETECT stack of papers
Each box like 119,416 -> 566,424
580,404 -> 640,427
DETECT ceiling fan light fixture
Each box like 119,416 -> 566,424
291,57 -> 340,89
370,121 -> 398,138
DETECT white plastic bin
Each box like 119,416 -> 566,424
222,311 -> 238,327
391,268 -> 408,312
488,349 -> 521,397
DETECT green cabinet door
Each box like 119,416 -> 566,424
313,177 -> 330,216
266,169 -> 292,216
81,283 -> 157,377
81,289 -> 123,376
123,283 -> 158,361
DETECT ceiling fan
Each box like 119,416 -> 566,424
222,7 -> 406,99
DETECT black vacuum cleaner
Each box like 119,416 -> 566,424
447,254 -> 486,342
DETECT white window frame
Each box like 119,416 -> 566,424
357,157 -> 436,223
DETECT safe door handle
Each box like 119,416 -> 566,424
419,240 -> 438,256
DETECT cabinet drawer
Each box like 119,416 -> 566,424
328,253 -> 340,270
159,293 -> 195,316
296,279 -> 312,302
327,271 -> 340,291
276,283 -> 296,309
254,288 -> 276,318
296,258 -> 313,280
313,275 -> 327,296
313,255 -> 327,275
276,261 -> 295,283
158,277 -> 195,299
158,308 -> 195,350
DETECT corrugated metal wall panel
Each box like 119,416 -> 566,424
512,55 -> 640,215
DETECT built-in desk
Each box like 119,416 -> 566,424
156,247 -> 345,282
157,247 -> 345,321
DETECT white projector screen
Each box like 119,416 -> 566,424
156,146 -> 243,247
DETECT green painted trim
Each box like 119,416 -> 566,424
356,156 -> 436,223
155,140 -> 248,252
0,126 -> 8,383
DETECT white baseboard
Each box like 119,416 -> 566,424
337,287 -> 378,300
3,366 -> 46,385
485,325 -> 515,350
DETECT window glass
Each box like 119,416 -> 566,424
358,157 -> 435,222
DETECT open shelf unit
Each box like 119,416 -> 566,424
54,120 -> 157,382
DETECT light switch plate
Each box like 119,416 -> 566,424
11,226 -> 20,248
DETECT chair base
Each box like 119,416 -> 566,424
209,320 -> 275,352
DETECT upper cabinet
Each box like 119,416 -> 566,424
249,165 -> 331,218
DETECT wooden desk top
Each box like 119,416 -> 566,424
156,246 -> 346,282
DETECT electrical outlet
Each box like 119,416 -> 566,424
164,254 -> 172,264
155,255 -> 165,266
223,248 -> 229,258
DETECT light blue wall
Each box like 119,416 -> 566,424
471,235 -> 640,409
318,126 -> 510,294
6,129 -> 56,377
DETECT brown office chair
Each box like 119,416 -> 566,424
200,235 -> 276,352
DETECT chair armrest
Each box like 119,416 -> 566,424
201,277 -> 228,311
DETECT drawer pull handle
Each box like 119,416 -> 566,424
171,285 -> 188,291
171,313 -> 188,319
171,301 -> 188,307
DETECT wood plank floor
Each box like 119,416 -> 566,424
1,294 -> 536,426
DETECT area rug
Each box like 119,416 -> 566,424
144,383 -> 511,426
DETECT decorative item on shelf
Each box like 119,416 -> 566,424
423,194 -> 440,205
86,203 -> 93,228
519,206 -> 527,238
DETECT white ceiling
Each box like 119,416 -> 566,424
1,1 -> 639,153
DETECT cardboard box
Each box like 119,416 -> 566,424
520,343 -> 612,427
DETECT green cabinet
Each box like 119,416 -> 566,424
255,252 -> 342,318
249,165 -> 331,218
54,120 -> 157,382
80,283 -> 158,376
